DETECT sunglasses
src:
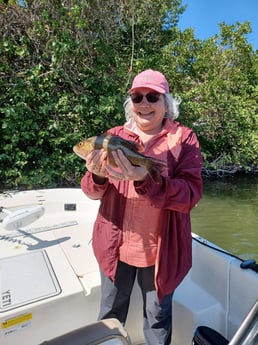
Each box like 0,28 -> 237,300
130,92 -> 161,104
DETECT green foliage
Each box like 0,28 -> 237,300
0,1 -> 257,189
161,22 -> 258,171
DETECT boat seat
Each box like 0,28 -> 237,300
39,318 -> 131,345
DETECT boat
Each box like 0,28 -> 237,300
0,188 -> 257,345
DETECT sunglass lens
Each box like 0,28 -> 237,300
130,94 -> 143,103
146,93 -> 160,102
130,92 -> 160,103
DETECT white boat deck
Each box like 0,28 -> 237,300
0,189 -> 257,345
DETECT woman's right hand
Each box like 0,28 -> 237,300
85,149 -> 108,179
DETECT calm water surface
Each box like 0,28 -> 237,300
191,176 -> 258,262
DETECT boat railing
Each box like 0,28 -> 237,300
228,299 -> 258,345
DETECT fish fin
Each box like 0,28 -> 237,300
129,142 -> 145,154
109,134 -> 142,153
122,140 -> 142,153
145,159 -> 166,182
147,166 -> 161,182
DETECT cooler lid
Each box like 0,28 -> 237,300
0,250 -> 61,312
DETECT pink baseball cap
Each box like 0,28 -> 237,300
128,69 -> 169,94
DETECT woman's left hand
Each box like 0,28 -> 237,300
106,150 -> 148,181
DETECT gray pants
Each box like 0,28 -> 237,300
98,261 -> 173,345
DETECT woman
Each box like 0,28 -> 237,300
81,69 -> 203,344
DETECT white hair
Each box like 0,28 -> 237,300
123,94 -> 181,121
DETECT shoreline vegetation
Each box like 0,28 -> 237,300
201,159 -> 258,179
1,1 -> 257,190
202,167 -> 257,179
0,166 -> 257,192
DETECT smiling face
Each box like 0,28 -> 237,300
130,87 -> 167,135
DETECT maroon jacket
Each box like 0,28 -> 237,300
81,119 -> 203,300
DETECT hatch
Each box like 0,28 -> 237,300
0,250 -> 61,312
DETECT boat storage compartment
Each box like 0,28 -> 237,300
0,251 -> 61,313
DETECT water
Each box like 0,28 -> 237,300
191,176 -> 258,262
1,177 -> 257,262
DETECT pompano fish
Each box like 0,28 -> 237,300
73,134 -> 166,181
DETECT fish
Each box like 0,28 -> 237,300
73,133 -> 166,181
